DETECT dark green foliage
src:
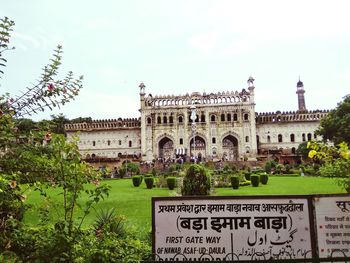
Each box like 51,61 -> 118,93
223,164 -> 231,172
316,95 -> 350,145
168,164 -> 181,173
93,208 -> 126,237
275,164 -> 284,174
144,177 -> 154,189
123,162 -> 140,176
49,114 -> 70,135
182,164 -> 211,196
250,175 -> 260,187
244,172 -> 251,181
155,175 -> 167,188
166,176 -> 176,190
297,142 -> 310,159
132,176 -> 142,187
230,176 -> 240,189
284,164 -> 291,174
7,222 -> 151,262
151,167 -> 157,177
260,173 -> 269,185
264,160 -> 277,173
252,168 -> 264,174
205,161 -> 215,170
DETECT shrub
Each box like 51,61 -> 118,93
166,177 -> 176,190
284,164 -> 291,174
181,164 -> 211,196
230,176 -> 240,189
250,175 -> 260,187
151,168 -> 157,177
252,168 -> 264,174
205,161 -> 215,170
304,167 -> 315,176
144,177 -> 154,189
265,160 -> 277,173
223,164 -> 231,172
275,164 -> 284,174
132,176 -> 142,187
178,171 -> 186,177
93,208 -> 126,237
260,173 -> 269,185
244,172 -> 251,181
155,175 -> 167,188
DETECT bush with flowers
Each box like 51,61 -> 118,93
307,141 -> 350,192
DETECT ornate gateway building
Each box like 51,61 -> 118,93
64,77 -> 329,166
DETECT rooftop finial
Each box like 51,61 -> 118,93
247,76 -> 255,87
139,82 -> 146,95
297,77 -> 304,88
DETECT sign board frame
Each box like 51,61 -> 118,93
152,195 -> 320,261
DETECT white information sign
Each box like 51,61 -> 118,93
153,197 -> 312,261
314,196 -> 350,259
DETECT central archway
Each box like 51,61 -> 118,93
222,135 -> 239,161
158,137 -> 174,160
190,136 -> 206,161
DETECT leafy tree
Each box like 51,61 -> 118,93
316,95 -> 350,145
119,162 -> 140,177
48,113 -> 70,134
70,116 -> 92,123
297,142 -> 309,159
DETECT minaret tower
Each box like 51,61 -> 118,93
247,75 -> 255,103
139,82 -> 146,109
296,78 -> 306,111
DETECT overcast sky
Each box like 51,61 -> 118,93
1,0 -> 350,121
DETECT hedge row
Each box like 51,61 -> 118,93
132,175 -> 177,190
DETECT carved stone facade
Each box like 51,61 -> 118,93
64,78 -> 329,165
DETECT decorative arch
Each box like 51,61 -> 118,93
189,134 -> 207,161
157,134 -> 175,160
221,133 -> 239,161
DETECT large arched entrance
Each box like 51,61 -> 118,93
190,136 -> 206,162
222,135 -> 239,161
158,137 -> 174,161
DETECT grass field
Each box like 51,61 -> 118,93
24,176 -> 345,236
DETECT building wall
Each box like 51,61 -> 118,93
256,110 -> 329,155
65,119 -> 141,161
64,79 -> 329,164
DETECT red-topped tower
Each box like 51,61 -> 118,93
296,78 -> 306,111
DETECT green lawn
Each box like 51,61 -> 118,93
24,176 -> 345,236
